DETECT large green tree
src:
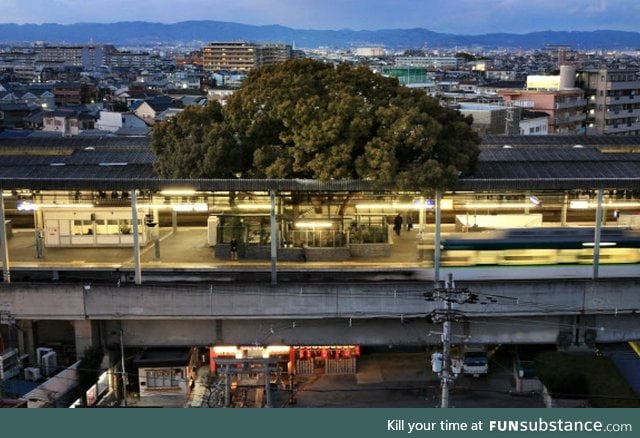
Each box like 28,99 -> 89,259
151,58 -> 479,191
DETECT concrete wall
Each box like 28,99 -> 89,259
3,279 -> 640,320
2,278 -> 640,347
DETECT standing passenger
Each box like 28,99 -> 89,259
230,238 -> 239,260
393,214 -> 403,236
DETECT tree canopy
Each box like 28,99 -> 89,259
151,58 -> 480,191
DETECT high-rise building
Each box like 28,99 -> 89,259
202,42 -> 292,72
577,68 -> 640,135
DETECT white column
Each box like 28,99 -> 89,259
0,193 -> 10,283
131,190 -> 142,285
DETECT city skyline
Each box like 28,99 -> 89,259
1,0 -> 640,35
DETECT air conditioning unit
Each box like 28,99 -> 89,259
41,351 -> 58,377
1,348 -> 21,381
36,347 -> 54,368
24,367 -> 41,381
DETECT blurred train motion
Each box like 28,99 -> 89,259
441,227 -> 640,266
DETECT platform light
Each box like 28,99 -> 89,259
356,199 -> 453,210
294,221 -> 333,228
17,201 -> 94,211
236,203 -> 272,210
570,200 -> 640,209
528,195 -> 540,206
170,203 -> 208,212
160,189 -> 197,196
582,242 -> 617,247
604,202 -> 640,208
569,200 -> 590,209
464,202 -> 538,209
137,203 -> 208,212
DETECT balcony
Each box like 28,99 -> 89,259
555,99 -> 587,110
605,108 -> 640,120
605,95 -> 639,105
606,79 -> 640,90
553,113 -> 586,125
604,121 -> 640,133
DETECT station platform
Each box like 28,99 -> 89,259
4,225 -> 640,283
3,226 -> 430,272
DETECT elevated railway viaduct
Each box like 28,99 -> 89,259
1,135 -> 640,364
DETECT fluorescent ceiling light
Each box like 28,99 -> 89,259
464,202 -> 537,209
294,221 -> 333,228
236,203 -> 272,210
160,189 -> 197,196
18,202 -> 94,211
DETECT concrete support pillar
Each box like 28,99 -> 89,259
131,189 -> 142,285
593,189 -> 603,280
560,192 -> 568,226
17,320 -> 36,365
73,320 -> 94,360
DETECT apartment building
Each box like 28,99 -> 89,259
34,45 -> 115,70
395,56 -> 461,70
202,42 -> 292,72
576,68 -> 640,135
498,65 -> 586,134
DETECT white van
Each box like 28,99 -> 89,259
462,347 -> 489,377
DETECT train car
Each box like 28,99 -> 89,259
441,227 -> 640,266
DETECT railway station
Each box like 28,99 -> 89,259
2,134 -> 640,407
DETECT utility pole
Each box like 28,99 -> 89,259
425,274 -> 513,408
425,273 -> 474,408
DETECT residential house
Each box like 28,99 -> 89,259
131,95 -> 177,125
42,108 -> 97,136
0,102 -> 42,130
96,110 -> 148,133
519,110 -> 550,135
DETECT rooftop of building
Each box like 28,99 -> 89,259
0,135 -> 639,191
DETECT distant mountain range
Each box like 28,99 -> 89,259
1,20 -> 640,50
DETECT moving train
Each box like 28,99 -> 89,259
440,227 -> 640,266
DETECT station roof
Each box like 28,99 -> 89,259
0,134 -> 640,191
